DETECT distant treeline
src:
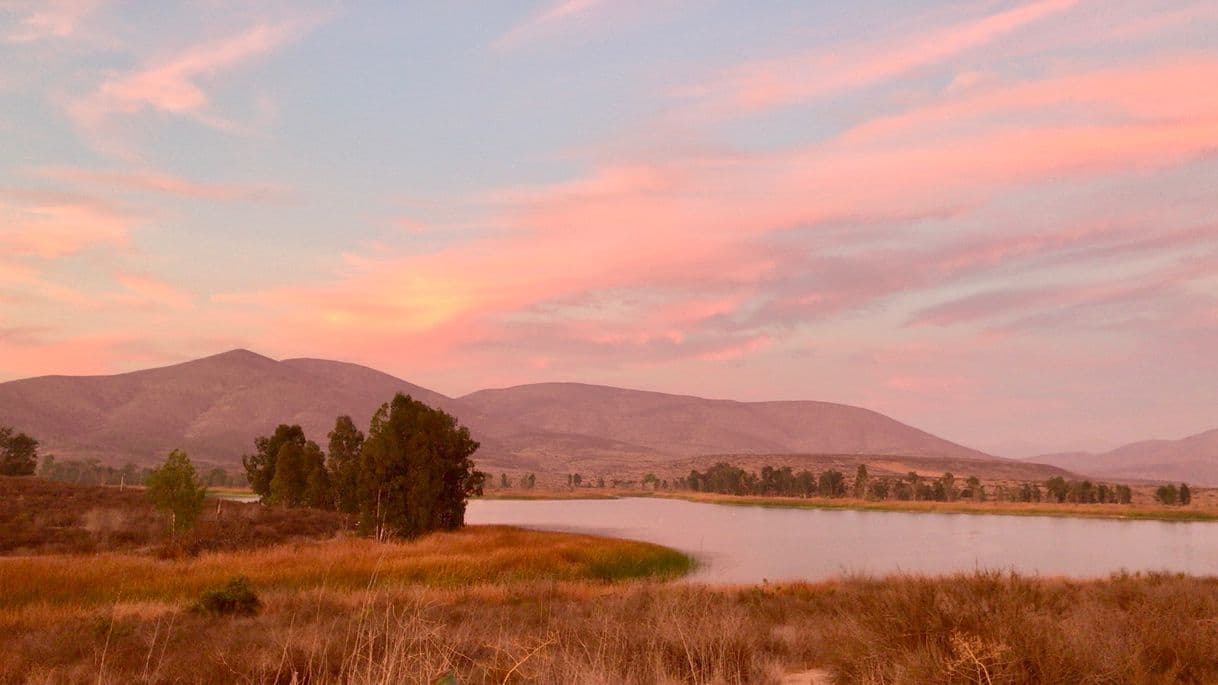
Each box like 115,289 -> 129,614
672,462 -> 1191,506
36,456 -> 242,488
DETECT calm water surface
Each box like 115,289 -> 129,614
465,497 -> 1218,583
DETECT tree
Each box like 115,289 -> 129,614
642,473 -> 659,490
301,441 -> 332,509
572,473 -> 582,487
356,394 -> 484,540
963,476 -> 985,502
818,470 -> 846,498
328,415 -> 364,513
269,441 -> 307,506
0,426 -> 39,476
1180,483 -> 1192,506
940,472 -> 957,501
893,480 -> 913,501
853,464 -> 869,499
1155,483 -> 1179,506
146,450 -> 207,535
1045,476 -> 1069,503
1115,484 -> 1132,504
243,424 -> 307,501
205,467 -> 231,487
869,479 -> 890,500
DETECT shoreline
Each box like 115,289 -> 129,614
477,489 -> 1218,522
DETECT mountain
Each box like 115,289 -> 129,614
1029,429 -> 1218,485
0,349 -> 1016,474
458,382 -> 993,463
0,350 -> 456,466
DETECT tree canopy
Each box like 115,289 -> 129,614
356,394 -> 485,539
0,426 -> 39,476
327,415 -> 364,514
243,424 -> 307,501
146,449 -> 207,535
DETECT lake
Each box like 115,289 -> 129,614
466,497 -> 1218,583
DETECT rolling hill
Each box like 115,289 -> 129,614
0,349 -> 1051,478
458,382 -> 994,464
1030,428 -> 1218,485
0,350 -> 457,467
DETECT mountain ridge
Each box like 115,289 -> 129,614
1028,428 -> 1218,485
2,349 -> 1009,474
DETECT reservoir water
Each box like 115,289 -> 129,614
465,497 -> 1218,583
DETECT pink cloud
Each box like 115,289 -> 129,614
68,14 -> 325,141
39,166 -> 294,203
676,0 -> 1078,115
0,192 -> 135,258
4,0 -> 103,43
215,50 -> 1218,376
838,59 -> 1218,146
112,272 -> 194,311
492,0 -> 606,50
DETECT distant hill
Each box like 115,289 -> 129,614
0,349 -> 1034,476
1029,429 -> 1218,485
0,350 -> 457,466
459,382 -> 995,464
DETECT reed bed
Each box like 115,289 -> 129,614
0,526 -> 692,610
5,569 -> 1218,684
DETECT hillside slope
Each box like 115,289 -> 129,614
0,350 -> 458,465
1030,429 -> 1218,485
457,382 -> 994,462
0,350 -> 1008,473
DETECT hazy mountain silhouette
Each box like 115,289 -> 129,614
459,382 -> 994,463
1,349 -> 1001,470
1030,428 -> 1218,485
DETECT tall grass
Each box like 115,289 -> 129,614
5,567 -> 1218,683
0,526 -> 691,610
0,475 -> 344,555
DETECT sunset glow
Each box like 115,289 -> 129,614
1,0 -> 1216,455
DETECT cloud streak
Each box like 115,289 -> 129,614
674,0 -> 1079,116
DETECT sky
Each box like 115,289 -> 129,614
1,0 -> 1216,456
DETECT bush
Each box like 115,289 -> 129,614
194,576 -> 261,616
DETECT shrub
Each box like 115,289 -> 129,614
194,576 -> 261,616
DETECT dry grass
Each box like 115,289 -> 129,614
4,567 -> 1218,684
0,526 -> 691,612
0,476 -> 343,555
7,476 -> 1218,683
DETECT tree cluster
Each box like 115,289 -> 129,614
242,393 -> 486,539
673,462 -> 1149,506
0,425 -> 39,476
495,473 -> 537,489
1040,477 -> 1134,504
1155,483 -> 1192,506
38,456 -> 152,486
677,463 -> 850,498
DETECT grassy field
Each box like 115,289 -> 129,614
5,561 -> 1218,683
7,477 -> 1218,683
0,526 -> 692,610
0,475 -> 344,555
